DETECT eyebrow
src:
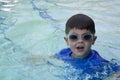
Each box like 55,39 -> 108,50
69,32 -> 92,35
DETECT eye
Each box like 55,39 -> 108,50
69,35 -> 78,41
83,34 -> 92,40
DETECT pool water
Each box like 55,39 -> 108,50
0,0 -> 120,80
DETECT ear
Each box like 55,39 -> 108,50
92,36 -> 97,45
64,37 -> 69,45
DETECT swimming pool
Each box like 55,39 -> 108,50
0,0 -> 120,80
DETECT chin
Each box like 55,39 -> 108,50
75,53 -> 86,58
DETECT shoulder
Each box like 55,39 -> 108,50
91,50 -> 120,72
90,50 -> 109,63
59,48 -> 71,55
109,59 -> 120,72
54,48 -> 71,59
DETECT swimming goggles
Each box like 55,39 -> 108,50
68,33 -> 93,41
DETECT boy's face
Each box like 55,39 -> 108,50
64,28 -> 97,58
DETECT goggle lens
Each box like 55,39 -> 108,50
69,34 -> 92,41
69,35 -> 78,41
82,34 -> 92,41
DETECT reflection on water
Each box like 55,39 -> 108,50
0,0 -> 120,80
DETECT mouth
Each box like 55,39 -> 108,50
76,46 -> 84,51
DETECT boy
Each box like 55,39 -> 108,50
54,14 -> 120,79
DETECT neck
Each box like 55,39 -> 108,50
71,50 -> 92,59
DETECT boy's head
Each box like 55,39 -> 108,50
64,14 -> 97,58
65,14 -> 95,35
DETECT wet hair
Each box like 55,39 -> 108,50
65,14 -> 95,34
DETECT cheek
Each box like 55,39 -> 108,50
68,41 -> 75,47
84,42 -> 92,47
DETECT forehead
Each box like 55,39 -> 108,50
68,28 -> 91,35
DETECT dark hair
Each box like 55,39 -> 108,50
65,14 -> 95,34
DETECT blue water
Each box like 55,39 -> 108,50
0,0 -> 120,80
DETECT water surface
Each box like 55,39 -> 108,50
0,0 -> 120,80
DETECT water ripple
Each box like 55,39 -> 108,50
31,0 -> 56,21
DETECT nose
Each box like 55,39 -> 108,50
77,37 -> 84,43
